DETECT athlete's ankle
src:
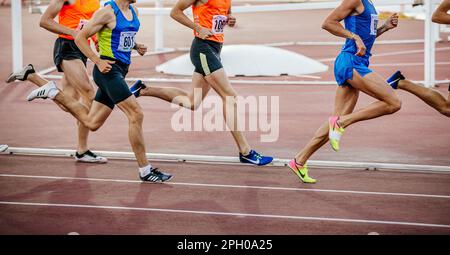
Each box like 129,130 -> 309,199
294,158 -> 305,167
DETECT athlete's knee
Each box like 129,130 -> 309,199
77,83 -> 95,99
386,98 -> 402,114
82,118 -> 103,131
128,109 -> 144,125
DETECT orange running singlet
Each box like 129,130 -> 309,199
192,0 -> 231,43
58,0 -> 100,40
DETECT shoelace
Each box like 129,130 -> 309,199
84,150 -> 97,158
151,168 -> 162,175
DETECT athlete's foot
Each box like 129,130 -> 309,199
75,150 -> 108,164
26,81 -> 59,101
329,116 -> 345,152
6,64 -> 35,83
130,80 -> 146,98
386,70 -> 405,90
140,167 -> 172,183
239,150 -> 273,166
288,159 -> 316,184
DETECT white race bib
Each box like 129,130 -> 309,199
118,31 -> 137,52
370,14 -> 379,36
212,15 -> 228,34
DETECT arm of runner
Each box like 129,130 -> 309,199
39,0 -> 77,37
322,0 -> 366,56
227,5 -> 236,27
432,0 -> 450,24
376,13 -> 399,38
75,7 -> 116,73
170,0 -> 213,39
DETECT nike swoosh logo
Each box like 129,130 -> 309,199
388,78 -> 400,85
242,157 -> 260,165
298,169 -> 306,178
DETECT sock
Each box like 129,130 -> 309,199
47,81 -> 60,99
139,164 -> 153,177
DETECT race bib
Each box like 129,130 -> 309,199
370,14 -> 379,36
212,15 -> 228,34
76,19 -> 89,31
118,31 -> 137,52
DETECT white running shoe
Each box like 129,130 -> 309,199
6,64 -> 35,83
0,144 -> 8,153
26,81 -> 59,101
75,150 -> 108,164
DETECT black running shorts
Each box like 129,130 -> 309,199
190,37 -> 223,76
53,37 -> 88,72
93,56 -> 133,109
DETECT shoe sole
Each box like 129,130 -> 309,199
141,175 -> 173,183
75,159 -> 108,164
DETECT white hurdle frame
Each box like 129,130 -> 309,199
3,147 -> 450,173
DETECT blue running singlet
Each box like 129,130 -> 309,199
98,0 -> 140,65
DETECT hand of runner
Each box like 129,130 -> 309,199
135,43 -> 147,56
354,35 -> 366,57
227,14 -> 236,27
384,13 -> 399,30
197,26 -> 214,40
96,59 -> 115,73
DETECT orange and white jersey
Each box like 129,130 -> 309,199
58,0 -> 100,40
192,0 -> 231,43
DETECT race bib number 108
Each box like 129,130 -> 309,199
118,31 -> 137,52
212,15 -> 228,34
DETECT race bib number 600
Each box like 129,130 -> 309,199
212,15 -> 228,34
118,31 -> 137,52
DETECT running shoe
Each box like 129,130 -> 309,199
130,80 -> 146,98
6,64 -> 35,83
0,144 -> 8,153
26,81 -> 59,101
329,116 -> 345,152
288,160 -> 316,184
386,70 -> 405,90
75,150 -> 108,164
140,167 -> 172,183
239,150 -> 273,166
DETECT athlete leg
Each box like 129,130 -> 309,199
337,71 -> 402,128
53,91 -> 111,132
116,96 -> 149,167
398,79 -> 450,117
61,59 -> 96,153
295,85 -> 359,165
140,72 -> 211,110
203,68 -> 251,155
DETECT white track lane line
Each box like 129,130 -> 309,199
1,173 -> 450,199
0,201 -> 449,229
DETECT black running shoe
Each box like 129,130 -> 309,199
130,80 -> 147,98
6,64 -> 35,83
140,168 -> 172,183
